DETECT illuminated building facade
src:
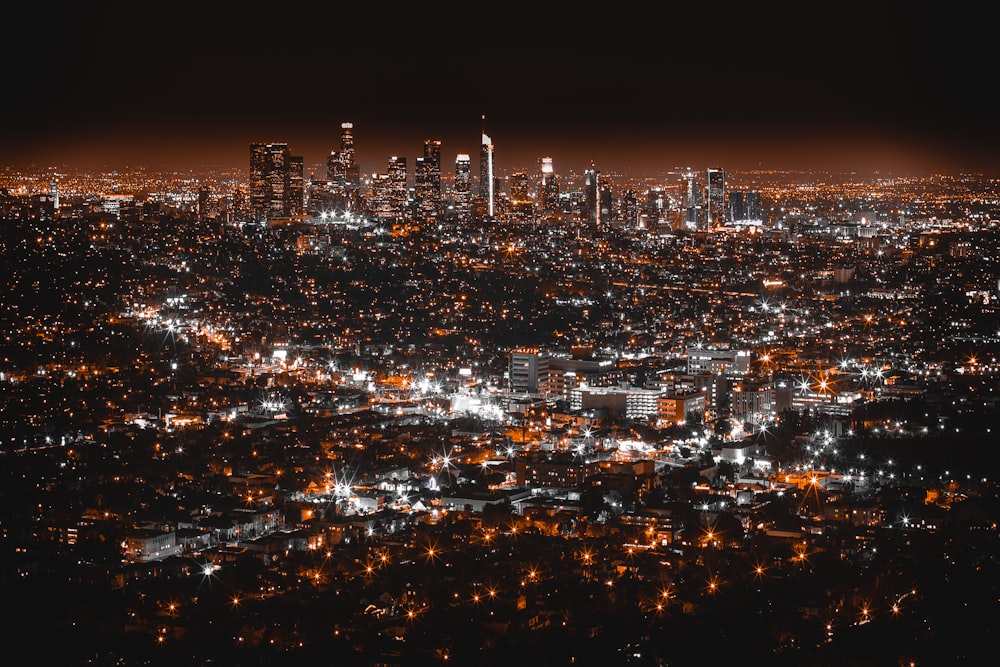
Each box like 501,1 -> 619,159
454,153 -> 472,223
686,347 -> 751,376
657,391 -> 707,425
538,156 -> 558,213
509,349 -> 551,396
327,122 -> 360,190
728,190 -> 763,226
684,168 -> 702,231
706,167 -> 725,228
479,131 -> 495,219
414,139 -> 442,221
369,156 -> 408,221
509,171 -> 533,219
584,163 -> 600,224
250,141 -> 305,223
731,378 -> 774,426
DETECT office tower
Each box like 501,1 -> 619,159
728,190 -> 763,226
414,139 -> 443,221
509,349 -> 551,396
599,181 -> 613,225
368,174 -> 392,220
326,122 -> 361,208
509,171 -> 533,219
621,189 -> 639,227
584,163 -> 600,224
454,154 -> 472,223
728,191 -> 744,223
49,180 -> 59,210
197,185 -> 211,221
538,156 -> 558,212
249,142 -> 305,223
706,167 -> 725,228
479,124 -> 495,219
382,156 -> 408,220
746,191 -> 762,224
326,122 -> 358,184
683,168 -> 701,231
367,157 -> 408,222
288,155 -> 304,217
645,187 -> 666,219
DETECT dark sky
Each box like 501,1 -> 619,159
5,2 -> 996,177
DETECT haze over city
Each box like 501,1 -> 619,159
4,2 -> 997,176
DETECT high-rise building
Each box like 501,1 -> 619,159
479,124 -> 495,219
683,169 -> 701,231
324,122 -> 361,211
599,181 -> 613,225
538,156 -> 558,212
644,187 -> 667,220
584,163 -> 600,224
454,154 -> 472,224
414,139 -> 442,221
728,190 -> 763,226
249,142 -> 305,223
197,185 -> 211,221
327,123 -> 356,184
387,155 -> 408,210
746,191 -> 762,223
366,156 -> 408,222
621,189 -> 639,227
706,167 -> 725,228
509,349 -> 551,396
509,171 -> 533,219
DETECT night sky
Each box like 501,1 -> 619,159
5,2 -> 996,176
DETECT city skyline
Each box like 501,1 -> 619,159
4,2 -> 997,176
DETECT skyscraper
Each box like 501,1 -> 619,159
706,167 -> 725,228
388,156 -> 408,209
728,190 -> 763,226
454,154 -> 472,224
584,163 -> 600,224
683,168 -> 701,231
327,123 -> 355,182
479,124 -> 495,219
325,122 -> 361,210
415,139 -> 443,221
538,156 -> 558,213
509,171 -> 533,220
250,142 -> 305,223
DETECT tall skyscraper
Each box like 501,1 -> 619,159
326,122 -> 361,208
250,142 -> 305,223
414,139 -> 443,221
454,154 -> 472,224
509,171 -> 533,219
746,190 -> 763,224
728,190 -> 763,226
683,168 -> 701,231
387,155 -> 408,206
584,163 -> 600,224
479,122 -> 495,219
706,167 -> 725,228
367,156 -> 408,222
599,180 -> 613,225
538,156 -> 558,212
197,184 -> 211,221
621,189 -> 639,227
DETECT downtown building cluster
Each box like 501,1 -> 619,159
245,122 -> 763,232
